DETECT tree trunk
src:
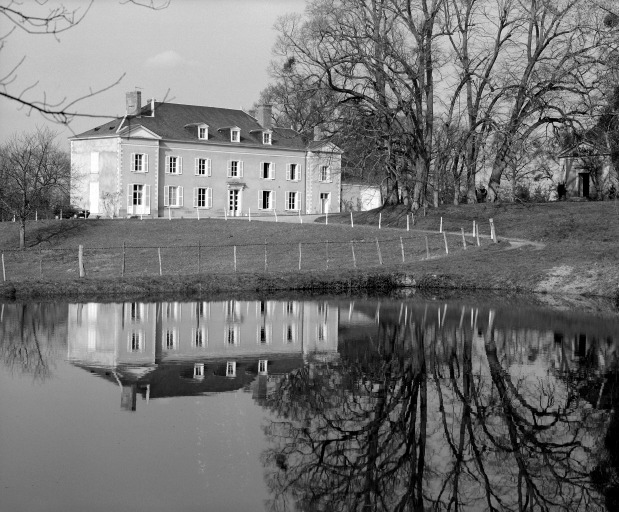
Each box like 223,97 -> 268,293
19,219 -> 26,249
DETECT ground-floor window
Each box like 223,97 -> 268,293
164,186 -> 183,207
286,191 -> 299,211
127,184 -> 150,215
193,187 -> 212,208
259,190 -> 275,210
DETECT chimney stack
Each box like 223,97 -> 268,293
126,91 -> 142,116
255,104 -> 272,130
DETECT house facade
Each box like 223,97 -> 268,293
70,92 -> 342,218
558,141 -> 616,200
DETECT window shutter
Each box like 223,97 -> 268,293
195,158 -> 199,176
178,157 -> 183,175
272,190 -> 276,210
165,156 -> 170,174
127,185 -> 133,214
286,164 -> 291,181
179,186 -> 184,207
239,161 -> 244,178
193,187 -> 198,207
271,163 -> 276,180
130,153 -> 136,172
227,160 -> 231,177
207,159 -> 212,176
207,188 -> 212,208
164,186 -> 169,207
258,191 -> 263,210
144,154 -> 148,173
260,162 -> 264,179
145,185 -> 151,214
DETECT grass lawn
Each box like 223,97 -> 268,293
0,201 -> 617,302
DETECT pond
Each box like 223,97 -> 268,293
0,297 -> 617,511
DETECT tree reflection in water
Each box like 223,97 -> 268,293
261,304 -> 617,512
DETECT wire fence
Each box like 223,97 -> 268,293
0,228 -> 492,282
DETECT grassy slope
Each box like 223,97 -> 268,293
0,201 -> 617,301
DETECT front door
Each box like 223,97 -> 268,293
579,173 -> 590,198
228,189 -> 241,216
320,193 -> 330,214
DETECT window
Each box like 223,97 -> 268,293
260,162 -> 275,179
164,186 -> 183,207
129,331 -> 143,352
131,153 -> 147,173
231,128 -> 240,142
165,329 -> 177,350
318,323 -> 327,342
195,158 -> 211,176
198,126 -> 208,140
194,363 -> 205,379
287,163 -> 300,181
225,325 -> 239,346
193,328 -> 207,348
259,190 -> 275,210
225,300 -> 241,321
227,160 -> 244,178
226,361 -> 236,377
262,132 -> 272,145
165,302 -> 181,320
193,187 -> 212,208
194,302 -> 210,319
320,165 -> 330,182
166,155 -> 182,174
286,191 -> 299,211
285,324 -> 296,344
284,301 -> 297,316
258,324 -> 272,345
258,360 -> 268,375
127,184 -> 151,214
130,302 -> 144,322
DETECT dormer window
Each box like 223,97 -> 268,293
198,125 -> 208,140
262,131 -> 272,145
231,128 -> 240,142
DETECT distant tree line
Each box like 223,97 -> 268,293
256,0 -> 619,209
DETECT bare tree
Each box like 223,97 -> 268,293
0,0 -> 169,126
0,127 -> 71,249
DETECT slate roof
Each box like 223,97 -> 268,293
72,102 -> 308,151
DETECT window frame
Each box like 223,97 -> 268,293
285,191 -> 299,211
319,165 -> 330,182
227,160 -> 244,178
198,125 -> 208,140
166,155 -> 183,175
258,190 -> 275,210
231,128 -> 240,143
164,185 -> 184,208
260,161 -> 275,180
131,152 -> 148,173
195,157 -> 212,176
286,163 -> 300,182
262,131 -> 272,145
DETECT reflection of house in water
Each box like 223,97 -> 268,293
68,300 -> 339,411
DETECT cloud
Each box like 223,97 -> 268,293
144,50 -> 197,68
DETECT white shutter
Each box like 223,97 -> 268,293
260,162 -> 264,179
127,185 -> 133,214
195,158 -> 200,175
165,156 -> 170,174
144,154 -> 148,173
272,190 -> 276,210
239,161 -> 244,178
271,163 -> 276,180
164,186 -> 169,207
258,191 -> 263,210
207,188 -> 212,208
179,186 -> 184,206
286,164 -> 291,181
193,187 -> 198,207
207,159 -> 212,177
178,157 -> 183,175
227,160 -> 231,177
144,185 -> 151,214
130,153 -> 135,172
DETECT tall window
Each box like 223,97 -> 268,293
285,324 -> 296,344
195,158 -> 211,176
258,360 -> 268,375
194,363 -> 205,379
127,184 -> 150,215
286,191 -> 299,211
258,324 -> 272,345
228,160 -> 243,178
131,153 -> 147,173
262,132 -> 271,145
166,155 -> 182,174
226,325 -> 239,346
261,162 -> 274,179
259,190 -> 274,210
164,186 -> 183,207
129,331 -> 143,352
198,126 -> 208,140
193,328 -> 207,348
320,165 -> 330,182
287,163 -> 300,181
231,128 -> 240,142
226,361 -> 236,377
194,187 -> 212,208
165,329 -> 177,350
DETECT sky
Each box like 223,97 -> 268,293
0,0 -> 306,148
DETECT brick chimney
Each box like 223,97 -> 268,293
126,91 -> 142,116
255,104 -> 272,129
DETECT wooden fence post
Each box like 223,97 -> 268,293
461,228 -> 467,250
350,211 -> 354,227
325,210 -> 328,225
78,245 -> 85,277
443,232 -> 449,254
298,243 -> 302,270
351,241 -> 357,268
298,210 -> 303,223
158,248 -> 162,275
400,237 -> 405,263
476,223 -> 481,246
376,238 -> 383,265
274,210 -> 278,222
439,216 -> 443,233
490,218 -> 497,242
406,215 -> 409,231
379,212 -> 382,229
472,220 -> 476,236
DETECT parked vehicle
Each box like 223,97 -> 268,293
54,204 -> 90,219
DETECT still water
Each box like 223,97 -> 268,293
0,297 -> 617,511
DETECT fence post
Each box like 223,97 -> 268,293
298,210 -> 302,224
274,210 -> 278,222
476,223 -> 481,246
224,209 -> 228,221
197,207 -> 200,220
412,212 -> 415,226
425,236 -> 430,259
400,237 -> 405,263
234,246 -> 237,272
439,216 -> 443,233
2,253 -> 5,282
35,210 -> 38,222
350,211 -> 354,227
121,242 -> 126,277
351,241 -> 357,268
78,245 -> 85,277
461,228 -> 467,250
406,215 -> 409,231
325,210 -> 328,225
168,207 -> 171,221
379,212 -> 382,229
472,220 -> 476,236
376,238 -> 383,265
158,248 -> 162,275
298,243 -> 302,270
326,240 -> 329,270
443,232 -> 449,254
490,218 -> 497,242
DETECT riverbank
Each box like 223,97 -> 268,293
0,201 -> 617,307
